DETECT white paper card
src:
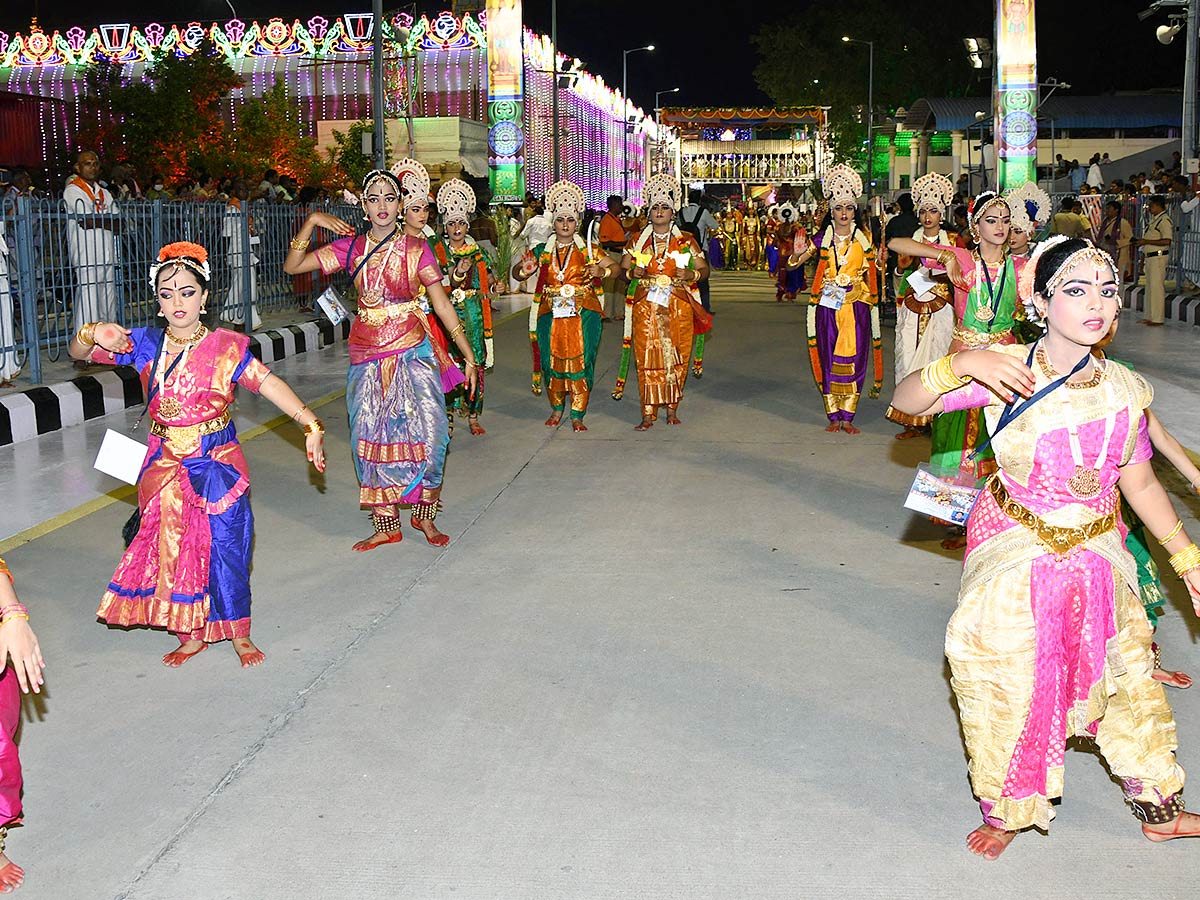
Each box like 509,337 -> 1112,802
94,429 -> 148,485
551,295 -> 578,318
647,285 -> 671,307
818,283 -> 846,310
906,267 -> 938,297
903,463 -> 981,525
315,286 -> 350,327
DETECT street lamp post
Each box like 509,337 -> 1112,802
842,36 -> 874,201
622,44 -> 654,201
654,87 -> 680,176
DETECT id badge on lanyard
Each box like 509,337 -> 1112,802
819,283 -> 847,310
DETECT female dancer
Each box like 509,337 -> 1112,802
889,190 -> 1024,547
525,180 -> 609,432
283,160 -> 479,549
72,242 -> 326,667
434,178 -> 493,435
1004,182 -> 1050,260
804,163 -> 881,434
620,174 -> 709,431
886,172 -> 956,439
0,555 -> 45,892
775,203 -> 808,303
891,236 -> 1200,859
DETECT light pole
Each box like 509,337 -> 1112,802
653,88 -> 680,178
842,36 -> 874,201
622,44 -> 654,200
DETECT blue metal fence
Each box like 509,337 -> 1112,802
0,197 -> 359,383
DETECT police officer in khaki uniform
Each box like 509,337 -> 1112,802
1135,195 -> 1172,325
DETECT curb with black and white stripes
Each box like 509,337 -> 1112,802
1121,285 -> 1200,325
0,318 -> 350,447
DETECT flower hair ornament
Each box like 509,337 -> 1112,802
778,201 -> 798,223
821,162 -> 863,205
1004,181 -> 1051,235
389,157 -> 432,212
643,173 -> 681,212
149,241 -> 211,287
911,172 -> 954,213
362,168 -> 401,195
545,180 -> 587,221
436,178 -> 476,226
1017,236 -> 1119,326
967,190 -> 1010,239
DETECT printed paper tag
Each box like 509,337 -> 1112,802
648,285 -> 671,307
903,463 -> 981,525
818,283 -> 847,310
552,294 -> 578,318
315,286 -> 350,326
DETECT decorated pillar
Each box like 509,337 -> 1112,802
918,135 -> 930,175
888,139 -> 898,191
951,131 -> 964,183
908,133 -> 920,186
994,0 -> 1037,191
485,0 -> 525,201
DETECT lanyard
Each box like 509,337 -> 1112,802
345,228 -> 399,284
969,341 -> 1091,459
976,254 -> 1007,333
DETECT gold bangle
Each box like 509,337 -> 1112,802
1,613 -> 29,625
920,353 -> 970,395
289,237 -> 311,251
302,418 -> 325,436
1158,519 -> 1185,546
448,323 -> 465,340
76,322 -> 99,347
292,404 -> 309,421
1168,542 -> 1200,577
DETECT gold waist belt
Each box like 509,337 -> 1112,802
988,477 -> 1117,557
358,299 -> 420,326
150,410 -> 232,445
953,326 -> 1012,348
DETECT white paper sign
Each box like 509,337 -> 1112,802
818,283 -> 846,310
551,295 -> 578,318
94,428 -> 149,485
906,267 -> 938,297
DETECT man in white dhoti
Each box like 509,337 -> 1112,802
63,151 -> 121,345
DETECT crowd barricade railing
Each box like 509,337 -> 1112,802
0,197 -> 360,384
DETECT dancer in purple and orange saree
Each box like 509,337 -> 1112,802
71,242 -> 327,669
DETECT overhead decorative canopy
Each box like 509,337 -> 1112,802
660,107 -> 827,128
902,95 -> 1183,133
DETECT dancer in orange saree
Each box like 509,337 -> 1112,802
621,175 -> 710,431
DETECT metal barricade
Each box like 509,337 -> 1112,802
1,197 -> 363,384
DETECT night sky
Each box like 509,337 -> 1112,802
7,0 -> 1189,108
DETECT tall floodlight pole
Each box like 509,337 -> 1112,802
1185,0 -> 1199,172
993,0 -> 1037,190
654,87 -> 680,175
372,0 -> 386,168
842,37 -> 873,201
622,44 -> 654,201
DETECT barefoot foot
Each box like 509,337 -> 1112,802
941,534 -> 968,551
0,854 -> 25,893
895,427 -> 921,440
840,422 -> 861,435
824,422 -> 840,433
666,413 -> 681,425
1143,811 -> 1200,842
468,416 -> 486,435
351,529 -> 403,552
634,418 -> 654,431
545,412 -> 563,427
233,638 -> 265,668
1152,667 -> 1193,689
966,824 -> 1017,860
410,517 -> 450,547
163,640 -> 207,667
571,419 -> 588,432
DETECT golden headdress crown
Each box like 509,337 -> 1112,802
389,158 -> 432,211
821,163 -> 863,204
911,172 -> 954,212
643,174 -> 681,212
436,178 -> 476,225
545,180 -> 586,220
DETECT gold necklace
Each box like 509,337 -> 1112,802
1036,344 -> 1104,389
166,324 -> 208,348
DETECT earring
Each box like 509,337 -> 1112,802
200,307 -> 207,314
157,309 -> 165,317
364,213 -> 370,221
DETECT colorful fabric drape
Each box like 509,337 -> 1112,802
942,346 -> 1183,831
318,234 -> 461,507
434,237 -> 493,417
92,328 -> 270,642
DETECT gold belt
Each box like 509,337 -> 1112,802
358,299 -> 420,326
953,326 -> 1012,348
989,477 -> 1117,558
150,411 -> 231,445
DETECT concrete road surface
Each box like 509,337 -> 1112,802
4,270 -> 1200,899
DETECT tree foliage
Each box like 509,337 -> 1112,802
752,0 -> 989,174
78,44 -> 332,186
330,121 -> 392,189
